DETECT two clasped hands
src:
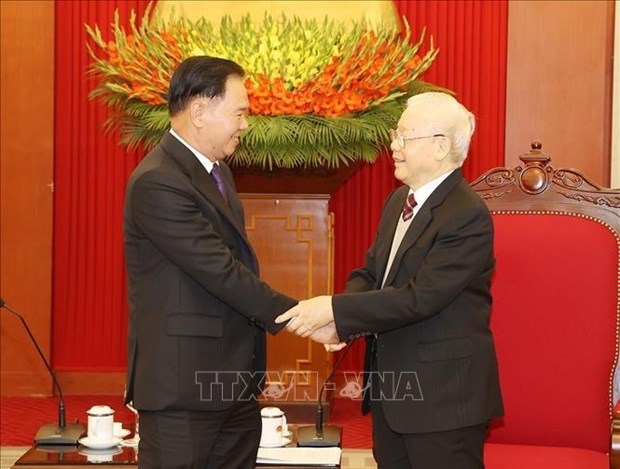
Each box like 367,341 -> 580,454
275,296 -> 347,352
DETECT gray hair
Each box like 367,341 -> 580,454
405,92 -> 475,166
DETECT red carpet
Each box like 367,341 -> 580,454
330,398 -> 372,448
1,396 -> 371,448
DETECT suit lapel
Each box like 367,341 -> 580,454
375,187 -> 408,287
160,132 -> 247,239
382,170 -> 463,287
219,162 -> 261,274
220,163 -> 246,229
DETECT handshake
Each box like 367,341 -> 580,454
275,296 -> 347,352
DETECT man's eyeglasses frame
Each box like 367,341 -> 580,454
389,130 -> 445,150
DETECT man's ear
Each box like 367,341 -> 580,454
189,97 -> 209,128
434,136 -> 451,161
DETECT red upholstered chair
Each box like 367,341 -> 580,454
470,142 -> 620,469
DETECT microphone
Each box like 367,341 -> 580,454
296,341 -> 354,447
0,298 -> 86,445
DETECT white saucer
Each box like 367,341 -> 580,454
114,428 -> 131,438
78,436 -> 122,449
79,447 -> 123,456
260,436 -> 292,448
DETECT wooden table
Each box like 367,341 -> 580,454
11,443 -> 137,468
11,426 -> 345,468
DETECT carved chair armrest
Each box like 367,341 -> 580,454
611,402 -> 620,469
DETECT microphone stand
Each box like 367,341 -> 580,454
296,341 -> 354,447
1,298 -> 86,445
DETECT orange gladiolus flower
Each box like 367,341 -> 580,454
404,56 -> 422,70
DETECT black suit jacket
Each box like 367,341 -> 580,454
124,132 -> 296,411
333,169 -> 503,433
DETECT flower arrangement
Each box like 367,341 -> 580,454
86,7 -> 443,169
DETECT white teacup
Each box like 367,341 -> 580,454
260,406 -> 287,446
87,405 -> 115,442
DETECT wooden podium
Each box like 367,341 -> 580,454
240,194 -> 334,421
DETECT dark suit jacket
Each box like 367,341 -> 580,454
333,169 -> 503,434
124,132 -> 296,411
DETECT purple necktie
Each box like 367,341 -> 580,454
402,193 -> 417,221
211,164 -> 228,202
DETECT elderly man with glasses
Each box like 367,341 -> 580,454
277,92 -> 504,469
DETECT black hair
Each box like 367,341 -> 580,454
167,56 -> 245,116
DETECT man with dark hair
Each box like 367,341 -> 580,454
123,56 -> 310,468
166,56 -> 245,115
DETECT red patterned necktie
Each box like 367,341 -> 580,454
402,193 -> 417,221
211,164 -> 228,202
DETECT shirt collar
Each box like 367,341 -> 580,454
408,169 -> 456,209
169,128 -> 216,173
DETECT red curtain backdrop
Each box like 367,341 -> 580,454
53,1 -> 150,370
331,0 -> 508,371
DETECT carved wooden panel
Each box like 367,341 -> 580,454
471,141 -> 620,224
240,194 -> 334,406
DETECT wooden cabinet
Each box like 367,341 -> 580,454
240,194 -> 334,420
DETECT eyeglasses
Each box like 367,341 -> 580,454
389,129 -> 445,150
